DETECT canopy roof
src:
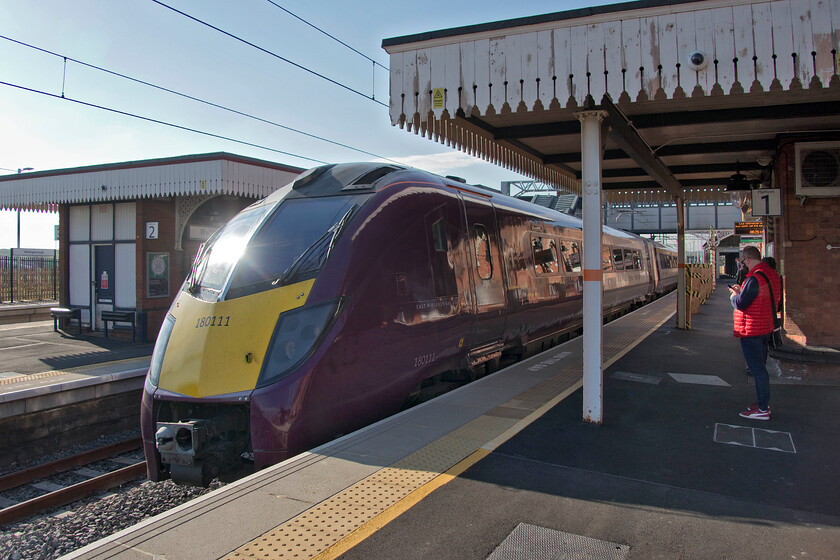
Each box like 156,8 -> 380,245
383,0 -> 840,203
0,153 -> 303,212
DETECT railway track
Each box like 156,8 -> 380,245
0,437 -> 146,526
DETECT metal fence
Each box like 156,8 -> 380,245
0,254 -> 58,303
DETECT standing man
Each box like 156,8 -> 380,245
728,246 -> 782,420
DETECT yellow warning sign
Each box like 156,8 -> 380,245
432,88 -> 444,109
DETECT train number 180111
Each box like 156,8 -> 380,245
195,316 -> 231,329
413,353 -> 436,367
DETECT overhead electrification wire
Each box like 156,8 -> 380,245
0,34 -> 402,165
263,0 -> 388,71
150,0 -> 388,107
0,79 -> 329,164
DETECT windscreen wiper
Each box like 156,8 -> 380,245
275,205 -> 356,286
187,244 -> 211,295
325,205 -> 356,263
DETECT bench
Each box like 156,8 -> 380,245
101,310 -> 136,342
50,307 -> 82,335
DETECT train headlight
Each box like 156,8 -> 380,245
148,313 -> 176,387
259,299 -> 341,387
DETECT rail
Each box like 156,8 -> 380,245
0,437 -> 144,526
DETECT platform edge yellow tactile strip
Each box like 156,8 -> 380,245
224,296 -> 675,560
0,356 -> 151,386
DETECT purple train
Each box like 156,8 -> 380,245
142,163 -> 678,485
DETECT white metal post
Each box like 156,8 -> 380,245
575,110 -> 607,425
676,197 -> 687,329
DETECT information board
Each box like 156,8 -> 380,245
735,221 -> 764,235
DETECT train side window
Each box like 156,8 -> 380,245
632,250 -> 642,270
623,249 -> 635,270
568,242 -> 581,272
432,219 -> 448,252
532,235 -> 559,275
602,248 -> 613,271
559,240 -> 581,273
612,248 -> 624,270
473,224 -> 493,280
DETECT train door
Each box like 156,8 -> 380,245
461,195 -> 506,358
93,244 -> 115,330
645,244 -> 657,294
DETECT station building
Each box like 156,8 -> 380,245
0,153 -> 302,341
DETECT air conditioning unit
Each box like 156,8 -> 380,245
794,141 -> 840,197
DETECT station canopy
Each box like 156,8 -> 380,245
0,153 -> 303,212
382,0 -> 840,204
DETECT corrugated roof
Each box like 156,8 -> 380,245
0,152 -> 304,211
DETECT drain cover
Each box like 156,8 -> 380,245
487,523 -> 629,560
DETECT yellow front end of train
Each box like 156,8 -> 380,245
157,279 -> 315,397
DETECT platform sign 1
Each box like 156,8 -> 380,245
734,221 -> 763,235
751,189 -> 781,216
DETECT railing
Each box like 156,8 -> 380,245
0,254 -> 58,303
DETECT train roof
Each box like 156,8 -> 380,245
281,163 -> 655,240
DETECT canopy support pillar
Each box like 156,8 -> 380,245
576,109 -> 607,425
676,196 -> 687,329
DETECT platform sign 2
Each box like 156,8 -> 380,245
751,189 -> 781,216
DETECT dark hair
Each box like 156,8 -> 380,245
762,256 -> 777,270
742,246 -> 762,261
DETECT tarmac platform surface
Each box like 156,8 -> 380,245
54,282 -> 840,560
0,320 -> 153,414
339,292 -> 840,560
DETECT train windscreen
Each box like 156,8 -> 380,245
185,204 -> 273,299
225,196 -> 360,298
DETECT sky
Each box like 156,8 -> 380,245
0,0 -> 605,249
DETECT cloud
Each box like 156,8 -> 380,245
380,152 -> 479,175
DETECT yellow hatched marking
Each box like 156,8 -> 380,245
224,294 -> 675,560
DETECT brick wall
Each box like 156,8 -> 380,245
776,139 -> 840,348
136,198 -> 179,341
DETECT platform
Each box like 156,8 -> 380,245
0,320 -> 151,420
61,282 -> 840,560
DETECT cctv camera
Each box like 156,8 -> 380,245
686,50 -> 708,71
